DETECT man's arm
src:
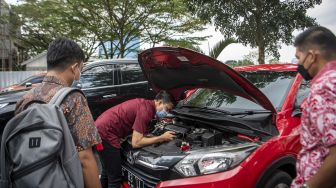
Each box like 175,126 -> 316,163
78,147 -> 102,188
132,130 -> 175,148
306,81 -> 336,188
307,145 -> 336,188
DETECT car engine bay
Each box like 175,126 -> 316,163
142,117 -> 262,155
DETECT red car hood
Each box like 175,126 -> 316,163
138,47 -> 276,113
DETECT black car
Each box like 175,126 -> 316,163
0,59 -> 155,135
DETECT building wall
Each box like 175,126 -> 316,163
97,38 -> 140,59
25,55 -> 47,71
0,71 -> 44,88
22,52 -> 47,71
0,0 -> 23,71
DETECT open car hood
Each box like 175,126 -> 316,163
138,47 -> 276,113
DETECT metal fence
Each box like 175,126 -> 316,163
0,71 -> 44,89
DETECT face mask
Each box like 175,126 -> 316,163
297,53 -> 314,81
297,64 -> 312,81
156,110 -> 168,118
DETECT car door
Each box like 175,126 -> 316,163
79,64 -> 121,119
118,63 -> 155,101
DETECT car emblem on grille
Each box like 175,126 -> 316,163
127,151 -> 135,165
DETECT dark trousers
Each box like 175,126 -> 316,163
98,140 -> 122,188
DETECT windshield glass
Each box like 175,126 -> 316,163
181,71 -> 296,111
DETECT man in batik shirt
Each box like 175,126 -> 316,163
292,27 -> 336,188
16,38 -> 102,188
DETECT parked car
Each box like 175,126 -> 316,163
0,73 -> 46,93
73,59 -> 155,119
0,59 -> 155,136
119,47 -> 310,188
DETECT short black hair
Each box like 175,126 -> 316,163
155,90 -> 174,104
294,26 -> 336,59
47,38 -> 85,70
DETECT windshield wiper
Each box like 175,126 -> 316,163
230,110 -> 271,116
178,105 -> 271,116
179,105 -> 232,115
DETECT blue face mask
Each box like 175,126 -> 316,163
156,110 -> 168,118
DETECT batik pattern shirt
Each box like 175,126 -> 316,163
292,61 -> 336,187
15,76 -> 101,152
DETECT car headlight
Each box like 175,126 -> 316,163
0,103 -> 9,109
174,145 -> 256,177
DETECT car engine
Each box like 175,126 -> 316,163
145,118 -> 237,154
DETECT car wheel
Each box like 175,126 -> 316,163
262,170 -> 292,188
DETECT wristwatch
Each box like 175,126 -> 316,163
301,183 -> 309,188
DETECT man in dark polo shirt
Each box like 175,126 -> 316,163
15,38 -> 102,188
95,90 -> 175,188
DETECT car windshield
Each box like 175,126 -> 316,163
181,71 -> 297,111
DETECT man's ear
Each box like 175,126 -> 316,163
71,63 -> 79,74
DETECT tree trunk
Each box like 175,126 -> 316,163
110,41 -> 113,59
100,41 -> 109,59
258,45 -> 265,64
254,0 -> 265,64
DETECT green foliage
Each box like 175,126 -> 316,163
187,0 -> 322,64
209,38 -> 236,59
235,59 -> 254,67
12,0 -> 207,59
11,0 -> 97,59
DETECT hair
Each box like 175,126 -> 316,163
47,38 -> 85,71
155,90 -> 174,104
294,26 -> 336,59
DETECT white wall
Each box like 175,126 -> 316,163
0,71 -> 44,88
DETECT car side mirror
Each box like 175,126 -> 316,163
25,82 -> 32,87
76,82 -> 82,89
72,81 -> 82,89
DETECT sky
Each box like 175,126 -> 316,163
4,0 -> 336,63
195,0 -> 336,63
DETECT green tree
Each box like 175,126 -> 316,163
66,0 -> 207,58
12,0 -> 207,60
164,38 -> 236,59
187,0 -> 322,64
208,38 -> 236,59
12,0 -> 98,60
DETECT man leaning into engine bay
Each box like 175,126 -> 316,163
95,90 -> 176,188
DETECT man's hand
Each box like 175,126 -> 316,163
132,130 -> 175,148
159,131 -> 176,142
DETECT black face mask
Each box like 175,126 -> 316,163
297,64 -> 312,81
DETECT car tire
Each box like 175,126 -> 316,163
262,170 -> 292,188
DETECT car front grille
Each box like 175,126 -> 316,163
122,163 -> 161,188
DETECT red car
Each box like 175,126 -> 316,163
120,47 -> 309,188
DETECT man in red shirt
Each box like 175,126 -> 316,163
292,27 -> 336,188
95,90 -> 175,188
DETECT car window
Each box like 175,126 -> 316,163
81,65 -> 117,88
120,64 -> 145,84
182,71 -> 297,111
295,80 -> 310,106
19,75 -> 45,86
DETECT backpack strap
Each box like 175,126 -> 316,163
0,87 -> 84,187
23,100 -> 46,111
49,87 -> 83,106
